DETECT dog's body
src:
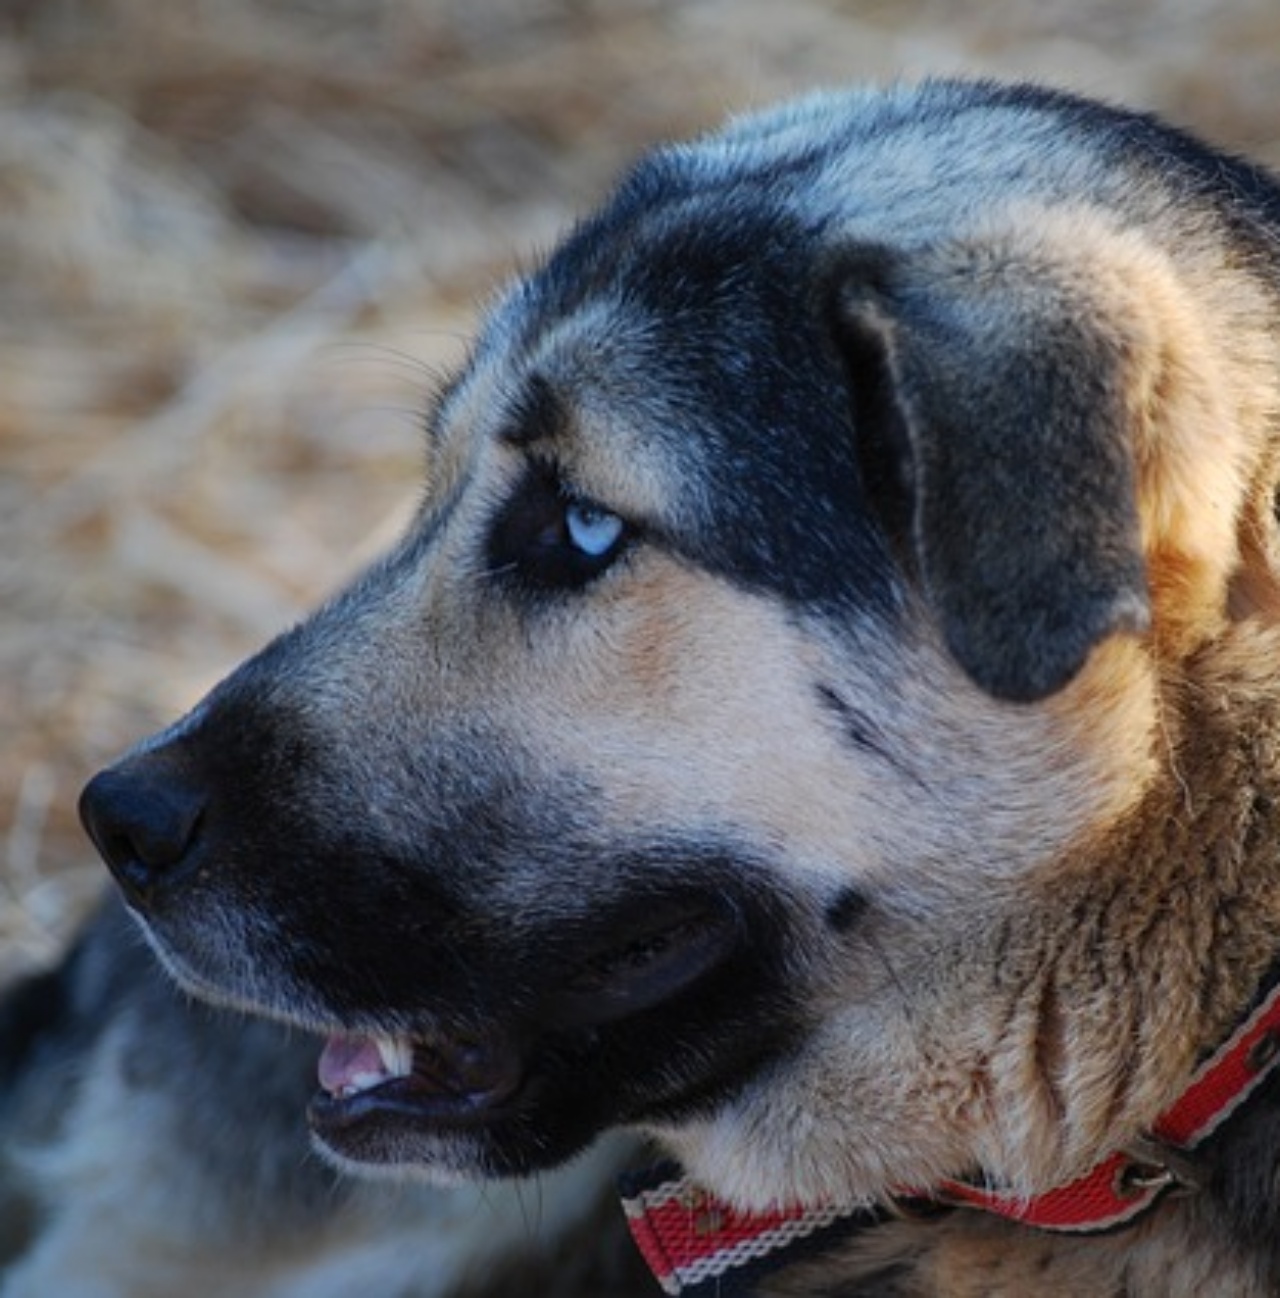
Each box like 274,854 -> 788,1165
54,79 -> 1280,1293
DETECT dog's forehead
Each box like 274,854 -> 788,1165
445,77 -> 1125,448
424,151 -> 907,612
479,180 -> 833,403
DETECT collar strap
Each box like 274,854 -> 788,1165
621,973 -> 1280,1296
620,1164 -> 891,1297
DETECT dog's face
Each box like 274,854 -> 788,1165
80,82 -> 1280,1210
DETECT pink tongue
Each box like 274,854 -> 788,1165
318,1035 -> 387,1095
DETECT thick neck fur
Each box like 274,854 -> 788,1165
1058,621 -> 1280,1128
976,622 -> 1280,1194
778,621 -> 1280,1297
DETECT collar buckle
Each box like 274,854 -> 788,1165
1115,1136 -> 1199,1202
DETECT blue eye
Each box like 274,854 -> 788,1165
565,502 -> 625,558
488,469 -> 634,592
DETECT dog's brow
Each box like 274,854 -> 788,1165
498,373 -> 569,449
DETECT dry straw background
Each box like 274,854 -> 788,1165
3,0 -> 1280,982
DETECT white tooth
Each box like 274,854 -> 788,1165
346,1069 -> 388,1096
375,1034 -> 413,1078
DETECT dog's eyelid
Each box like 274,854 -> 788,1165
524,454 -> 644,544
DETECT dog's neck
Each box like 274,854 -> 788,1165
1067,621 -> 1280,1077
977,621 -> 1280,1194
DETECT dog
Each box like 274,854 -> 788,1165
70,78 -> 1280,1294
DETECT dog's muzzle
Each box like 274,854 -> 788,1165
77,741 -> 778,1175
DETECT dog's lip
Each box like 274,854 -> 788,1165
308,901 -> 740,1139
544,901 -> 740,1028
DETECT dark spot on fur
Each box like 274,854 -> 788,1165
826,887 -> 869,934
815,684 -> 885,758
815,684 -> 925,789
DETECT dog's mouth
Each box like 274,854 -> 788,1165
308,902 -> 742,1151
313,1030 -> 525,1129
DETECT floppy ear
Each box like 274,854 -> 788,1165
829,245 -> 1151,702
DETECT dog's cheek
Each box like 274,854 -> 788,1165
647,642 -> 1167,1209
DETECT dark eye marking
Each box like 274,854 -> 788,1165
500,373 -> 569,449
487,465 -> 632,592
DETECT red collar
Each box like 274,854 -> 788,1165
621,973 -> 1280,1296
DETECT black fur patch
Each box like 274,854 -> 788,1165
825,886 -> 870,935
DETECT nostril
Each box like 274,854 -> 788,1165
79,763 -> 206,904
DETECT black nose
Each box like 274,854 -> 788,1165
79,754 -> 206,908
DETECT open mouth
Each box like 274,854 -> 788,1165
309,902 -> 739,1144
312,1029 -> 525,1133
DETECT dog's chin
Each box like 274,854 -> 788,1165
307,1120 -> 500,1187
307,1101 -> 526,1182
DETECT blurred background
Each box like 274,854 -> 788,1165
3,0 -> 1280,980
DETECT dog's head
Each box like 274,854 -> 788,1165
80,82 -> 1280,1208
